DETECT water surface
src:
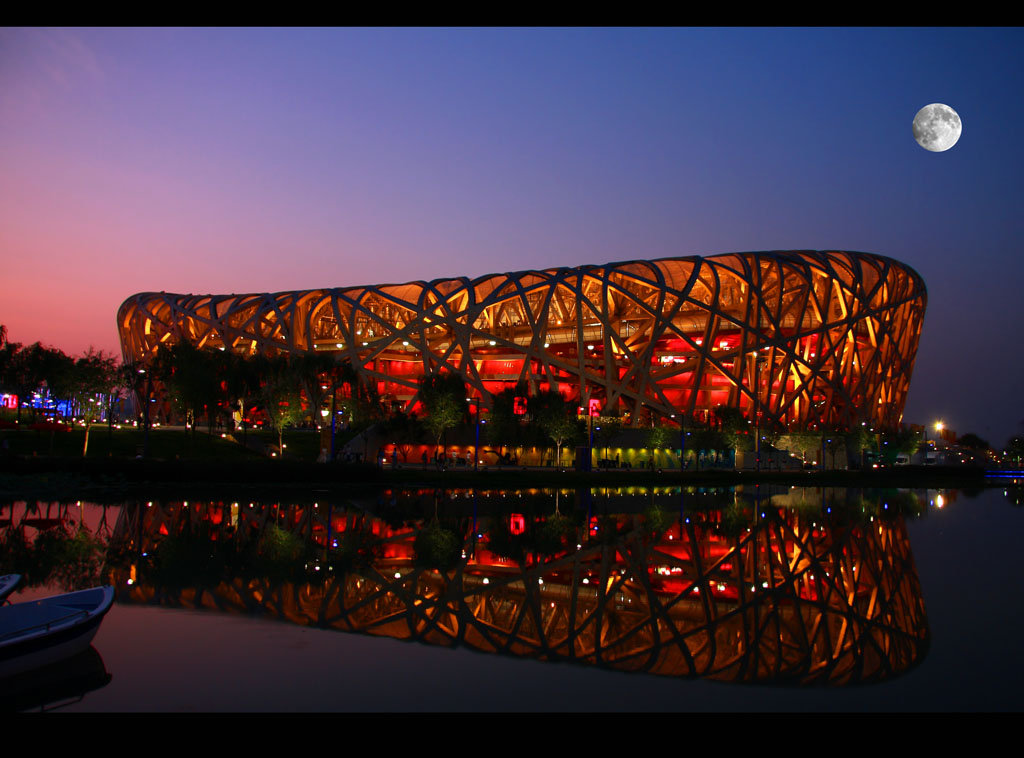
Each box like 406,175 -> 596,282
4,484 -> 1022,711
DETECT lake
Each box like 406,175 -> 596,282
3,482 -> 1023,711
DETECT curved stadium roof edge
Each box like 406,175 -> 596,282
118,250 -> 927,431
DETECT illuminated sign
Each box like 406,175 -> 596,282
1,394 -> 17,409
510,513 -> 526,535
513,396 -> 527,416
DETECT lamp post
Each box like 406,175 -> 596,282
588,414 -> 594,472
933,420 -> 945,463
467,397 -> 480,472
139,368 -> 152,459
671,413 -> 685,472
754,355 -> 766,473
320,406 -> 330,461
329,384 -> 338,462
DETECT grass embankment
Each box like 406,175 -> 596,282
0,425 -> 994,501
0,424 -> 327,461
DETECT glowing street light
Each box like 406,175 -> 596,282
467,397 -> 481,471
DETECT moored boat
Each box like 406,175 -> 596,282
0,574 -> 21,603
0,586 -> 114,679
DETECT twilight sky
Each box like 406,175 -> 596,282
1,27 -> 1022,444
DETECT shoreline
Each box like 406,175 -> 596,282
0,454 -> 997,501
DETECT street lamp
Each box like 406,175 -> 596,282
138,368 -> 153,458
932,421 -> 946,456
671,413 -> 686,472
320,406 -> 330,461
754,355 -> 767,473
467,397 -> 480,471
588,410 -> 596,472
329,384 -> 339,462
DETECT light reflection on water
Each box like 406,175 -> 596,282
4,483 -> 1024,711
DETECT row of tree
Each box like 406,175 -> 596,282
388,377 -> 584,465
401,377 -> 905,469
141,348 -> 582,462
142,342 -> 388,456
0,326 -> 123,455
5,325 -> 1022,464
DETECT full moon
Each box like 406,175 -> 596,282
913,103 -> 962,152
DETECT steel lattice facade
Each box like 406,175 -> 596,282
117,250 -> 926,429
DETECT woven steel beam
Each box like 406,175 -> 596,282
117,251 -> 927,429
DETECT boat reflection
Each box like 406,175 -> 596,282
0,646 -> 112,711
106,485 -> 932,686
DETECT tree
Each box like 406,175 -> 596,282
758,420 -> 785,469
154,342 -> 220,437
486,383 -> 528,462
530,390 -> 580,467
102,358 -> 140,436
593,415 -> 622,464
0,334 -> 19,399
713,404 -> 753,454
546,413 -> 580,467
880,426 -> 922,464
336,361 -> 384,461
380,409 -> 424,463
417,372 -> 466,456
842,425 -> 875,469
0,337 -> 26,425
781,430 -> 821,467
3,342 -> 71,423
957,433 -> 990,450
647,423 -> 675,468
687,423 -> 728,470
413,522 -> 462,571
255,354 -> 305,457
291,352 -> 338,426
221,351 -> 261,436
63,349 -> 119,456
822,431 -> 844,470
118,359 -> 150,427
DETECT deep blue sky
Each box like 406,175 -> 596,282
2,27 -> 1021,444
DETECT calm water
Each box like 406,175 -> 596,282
4,484 -> 1023,711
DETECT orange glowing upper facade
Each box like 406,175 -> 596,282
117,250 -> 927,429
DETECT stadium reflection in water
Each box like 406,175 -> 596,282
104,485 -> 934,686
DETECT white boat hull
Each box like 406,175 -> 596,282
0,586 -> 114,679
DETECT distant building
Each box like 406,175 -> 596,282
117,250 -> 927,430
